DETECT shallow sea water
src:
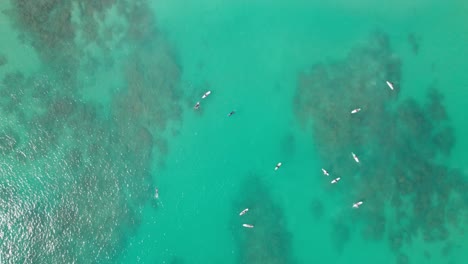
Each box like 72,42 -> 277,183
0,1 -> 467,263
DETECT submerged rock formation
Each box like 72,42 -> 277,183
294,32 -> 467,260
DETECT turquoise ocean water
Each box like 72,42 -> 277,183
0,0 -> 467,263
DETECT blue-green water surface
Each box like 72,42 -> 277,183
0,1 -> 466,263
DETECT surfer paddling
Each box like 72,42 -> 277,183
352,201 -> 364,208
202,90 -> 211,99
386,81 -> 394,90
243,224 -> 254,228
351,152 -> 360,163
331,177 -> 341,184
322,168 -> 329,176
351,108 -> 361,114
154,188 -> 164,207
228,110 -> 235,117
239,208 -> 249,216
194,102 -> 200,110
275,162 -> 282,171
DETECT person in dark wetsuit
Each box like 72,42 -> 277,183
194,102 -> 200,110
228,110 -> 235,117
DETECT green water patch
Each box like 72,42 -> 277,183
1,0 -> 183,263
294,31 -> 467,263
231,174 -> 296,264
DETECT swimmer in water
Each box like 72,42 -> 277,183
202,90 -> 211,99
275,162 -> 282,171
331,177 -> 341,184
194,102 -> 200,110
351,152 -> 360,163
352,201 -> 363,208
154,188 -> 164,208
351,108 -> 361,114
243,224 -> 254,228
239,208 -> 249,216
386,81 -> 394,90
322,168 -> 329,176
228,110 -> 235,117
